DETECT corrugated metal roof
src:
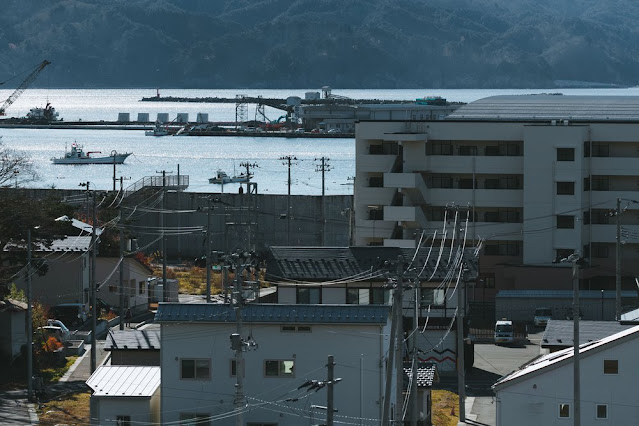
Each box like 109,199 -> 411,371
86,366 -> 160,397
43,236 -> 92,252
496,290 -> 637,299
541,320 -> 634,348
155,303 -> 390,324
493,324 -> 639,390
105,328 -> 161,351
621,307 -> 639,323
265,246 -> 478,282
447,95 -> 639,121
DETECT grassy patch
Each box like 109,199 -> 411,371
432,389 -> 459,426
37,389 -> 91,425
39,356 -> 78,383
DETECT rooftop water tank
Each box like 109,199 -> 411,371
137,113 -> 150,122
176,113 -> 189,123
157,113 -> 169,123
196,113 -> 209,123
117,113 -> 130,122
287,96 -> 301,106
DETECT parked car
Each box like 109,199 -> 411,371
327,128 -> 341,134
533,307 -> 553,327
295,128 -> 305,134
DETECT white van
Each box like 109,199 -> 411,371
495,319 -> 514,344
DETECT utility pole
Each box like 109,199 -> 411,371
26,229 -> 32,401
457,267 -> 466,423
394,257 -> 404,424
280,155 -> 297,245
177,164 -> 181,263
119,187 -> 125,330
315,157 -> 331,246
410,282 -> 419,426
571,255 -> 581,426
156,170 -> 169,301
615,197 -> 621,320
206,197 -> 212,303
327,355 -> 335,426
382,258 -> 401,426
90,192 -> 97,373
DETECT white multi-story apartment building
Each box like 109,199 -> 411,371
355,95 -> 639,303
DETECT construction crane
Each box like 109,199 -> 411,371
0,60 -> 51,116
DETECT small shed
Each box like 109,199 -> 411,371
87,365 -> 161,426
0,299 -> 27,361
105,327 -> 160,366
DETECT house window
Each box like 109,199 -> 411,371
265,360 -> 295,377
129,279 -> 136,296
421,288 -> 445,307
557,148 -> 575,161
370,287 -> 387,304
138,281 -> 145,294
596,404 -> 608,419
557,182 -> 575,195
559,403 -> 570,418
297,287 -> 320,304
556,215 -> 575,229
180,359 -> 210,380
180,413 -> 210,426
603,359 -> 618,374
347,288 -> 369,304
116,416 -> 131,426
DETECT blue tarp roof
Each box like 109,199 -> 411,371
155,303 -> 390,324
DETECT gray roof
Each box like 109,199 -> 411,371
541,320 -> 634,348
496,290 -> 636,299
105,328 -> 160,351
403,362 -> 438,389
265,246 -> 478,282
447,95 -> 639,121
86,366 -> 160,397
620,307 -> 639,323
155,303 -> 390,324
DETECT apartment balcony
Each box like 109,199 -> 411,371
427,188 -> 522,208
358,154 -> 397,172
384,172 -> 428,204
356,187 -> 396,206
591,224 -> 639,243
591,157 -> 639,176
355,219 -> 395,238
384,205 -> 427,228
424,155 -> 523,174
591,191 -> 639,206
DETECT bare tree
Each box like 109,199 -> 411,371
0,142 -> 38,187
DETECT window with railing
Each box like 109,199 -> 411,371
426,140 -> 453,155
428,175 -> 453,188
368,207 -> 384,220
591,176 -> 609,191
484,241 -> 521,256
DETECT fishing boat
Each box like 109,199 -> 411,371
145,120 -> 169,136
51,143 -> 131,165
208,169 -> 251,184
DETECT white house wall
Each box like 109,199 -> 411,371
96,259 -> 150,310
161,322 -> 390,425
91,396 -> 155,426
496,337 -> 639,425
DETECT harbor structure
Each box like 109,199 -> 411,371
354,94 -> 639,314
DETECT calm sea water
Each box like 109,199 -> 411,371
2,87 -> 639,194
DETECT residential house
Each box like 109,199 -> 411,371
265,246 -> 478,375
87,365 -> 161,426
0,298 -> 27,362
355,95 -> 639,310
156,303 -> 392,425
493,325 -> 639,425
105,326 -> 160,366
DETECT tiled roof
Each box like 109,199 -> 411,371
265,246 -> 478,282
447,95 -> 639,121
493,324 -> 639,390
86,366 -> 160,397
105,328 -> 161,351
403,362 -> 438,389
155,303 -> 390,324
541,320 -> 634,348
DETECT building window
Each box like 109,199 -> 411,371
596,404 -> 608,419
556,215 -> 575,229
281,325 -> 312,333
297,287 -> 320,304
370,287 -> 387,304
559,403 -> 570,418
584,177 -> 590,191
428,175 -> 453,188
458,178 -> 475,189
180,413 -> 210,426
181,359 -> 210,380
138,281 -> 145,295
603,359 -> 618,374
368,206 -> 384,220
427,140 -> 453,155
484,241 -> 521,256
591,176 -> 609,191
556,182 -> 575,195
116,416 -> 131,426
265,360 -> 295,377
421,288 -> 445,306
592,243 -> 609,258
369,176 -> 384,187
458,145 -> 478,156
557,148 -> 575,161
593,143 -> 610,157
347,288 -> 368,304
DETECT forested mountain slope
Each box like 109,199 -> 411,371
1,0 -> 638,88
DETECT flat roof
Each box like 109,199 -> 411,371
447,94 -> 639,121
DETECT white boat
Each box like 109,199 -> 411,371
51,143 -> 131,165
145,120 -> 169,136
209,169 -> 251,184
